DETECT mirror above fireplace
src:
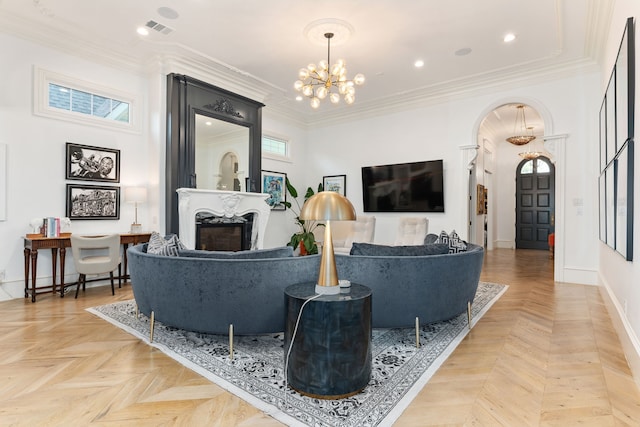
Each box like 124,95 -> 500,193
166,74 -> 265,235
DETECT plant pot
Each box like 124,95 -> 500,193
299,241 -> 308,256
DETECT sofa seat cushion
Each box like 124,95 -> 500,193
178,246 -> 294,259
350,242 -> 449,256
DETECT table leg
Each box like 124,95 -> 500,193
50,248 -> 58,296
24,248 -> 30,298
30,249 -> 38,303
122,243 -> 130,286
59,247 -> 66,298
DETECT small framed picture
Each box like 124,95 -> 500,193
66,184 -> 120,220
261,170 -> 286,210
65,142 -> 120,183
323,174 -> 346,196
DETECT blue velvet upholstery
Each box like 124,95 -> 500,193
128,244 -> 319,335
178,246 -> 293,259
350,242 -> 449,256
127,242 -> 484,334
336,243 -> 484,328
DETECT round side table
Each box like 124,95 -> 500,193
284,282 -> 372,399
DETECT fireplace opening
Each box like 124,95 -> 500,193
195,213 -> 254,251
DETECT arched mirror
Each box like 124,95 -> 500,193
166,74 -> 264,234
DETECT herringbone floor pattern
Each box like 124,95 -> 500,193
1,249 -> 639,426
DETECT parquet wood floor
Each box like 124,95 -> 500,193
1,249 -> 639,426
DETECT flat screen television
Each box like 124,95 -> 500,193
361,159 -> 444,212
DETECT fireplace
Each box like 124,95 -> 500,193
177,189 -> 271,250
195,213 -> 253,251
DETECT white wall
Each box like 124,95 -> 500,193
305,74 -> 600,284
598,0 -> 640,387
0,33 -> 152,300
260,113 -> 310,249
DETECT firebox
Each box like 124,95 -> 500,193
195,213 -> 253,251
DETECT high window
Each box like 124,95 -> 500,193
34,68 -> 138,132
262,134 -> 289,160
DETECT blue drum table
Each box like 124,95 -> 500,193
284,282 -> 372,399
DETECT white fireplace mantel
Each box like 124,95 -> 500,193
177,188 -> 271,250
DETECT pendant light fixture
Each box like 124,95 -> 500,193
294,32 -> 365,109
506,105 -> 536,145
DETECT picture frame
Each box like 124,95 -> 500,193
261,170 -> 286,210
599,172 -> 606,243
598,17 -> 634,261
605,71 -> 617,164
66,184 -> 120,220
615,139 -> 634,261
599,98 -> 607,172
65,142 -> 120,183
605,165 -> 615,249
476,184 -> 485,215
323,174 -> 347,196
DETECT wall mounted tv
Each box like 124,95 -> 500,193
361,159 -> 444,213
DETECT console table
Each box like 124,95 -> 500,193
284,282 -> 372,399
23,232 -> 151,302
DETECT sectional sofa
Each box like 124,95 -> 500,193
127,241 -> 484,334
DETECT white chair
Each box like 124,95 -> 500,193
332,215 -> 376,254
70,234 -> 121,298
394,217 -> 429,245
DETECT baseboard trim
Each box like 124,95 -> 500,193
599,276 -> 640,390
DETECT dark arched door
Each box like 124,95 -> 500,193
516,156 -> 555,249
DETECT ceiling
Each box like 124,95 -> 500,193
0,0 -> 610,130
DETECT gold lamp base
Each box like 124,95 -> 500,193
315,220 -> 340,295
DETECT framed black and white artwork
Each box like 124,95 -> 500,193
65,142 -> 120,183
66,184 -> 120,220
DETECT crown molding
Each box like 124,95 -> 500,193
1,7 -> 604,130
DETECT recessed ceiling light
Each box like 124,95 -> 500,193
504,33 -> 516,43
414,59 -> 425,68
455,48 -> 472,56
205,121 -> 212,126
158,7 -> 179,20
137,27 -> 149,36
296,96 -> 303,101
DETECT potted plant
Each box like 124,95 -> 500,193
284,178 -> 324,255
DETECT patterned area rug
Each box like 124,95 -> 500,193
88,282 -> 507,426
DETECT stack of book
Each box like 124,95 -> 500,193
42,217 -> 61,238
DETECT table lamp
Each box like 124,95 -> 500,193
124,186 -> 147,233
299,191 -> 356,294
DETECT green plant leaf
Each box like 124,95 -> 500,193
304,187 -> 315,200
285,177 -> 298,199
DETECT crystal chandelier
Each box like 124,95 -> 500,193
294,32 -> 365,109
506,105 -> 536,145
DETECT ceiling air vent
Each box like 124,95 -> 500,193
145,20 -> 174,35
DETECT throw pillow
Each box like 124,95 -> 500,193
178,246 -> 294,259
350,242 -> 449,256
423,233 -> 439,244
435,229 -> 468,253
146,232 -> 185,256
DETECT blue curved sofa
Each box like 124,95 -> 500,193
127,242 -> 484,334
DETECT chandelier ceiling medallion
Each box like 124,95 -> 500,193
294,21 -> 364,109
506,104 -> 536,146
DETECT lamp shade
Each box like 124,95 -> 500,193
299,191 -> 356,221
300,191 -> 356,294
124,186 -> 148,203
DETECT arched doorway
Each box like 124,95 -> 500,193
217,152 -> 240,191
515,156 -> 555,249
